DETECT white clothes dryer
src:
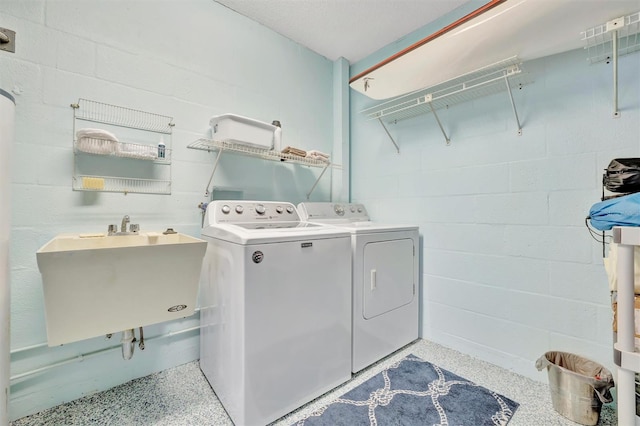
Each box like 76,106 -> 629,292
199,201 -> 352,426
298,202 -> 419,373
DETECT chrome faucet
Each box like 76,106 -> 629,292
106,215 -> 139,236
121,215 -> 130,233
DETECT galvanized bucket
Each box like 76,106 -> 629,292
536,351 -> 614,426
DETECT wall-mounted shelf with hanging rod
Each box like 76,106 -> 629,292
582,10 -> 640,118
187,138 -> 332,200
361,57 -> 532,149
350,0 -> 640,101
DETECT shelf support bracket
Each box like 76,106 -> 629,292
377,118 -> 399,153
204,148 -> 224,197
504,76 -> 523,135
503,76 -> 523,135
612,29 -> 620,118
306,162 -> 331,200
428,101 -> 450,145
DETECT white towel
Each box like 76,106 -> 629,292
306,150 -> 330,162
76,128 -> 119,155
76,128 -> 119,142
116,143 -> 159,160
604,243 -> 640,293
306,150 -> 329,158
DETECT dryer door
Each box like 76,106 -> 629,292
362,238 -> 415,319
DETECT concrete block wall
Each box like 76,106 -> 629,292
350,47 -> 640,380
1,0 -> 338,420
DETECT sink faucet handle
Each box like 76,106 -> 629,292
108,224 -> 118,235
129,224 -> 140,233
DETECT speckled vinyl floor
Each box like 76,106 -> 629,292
12,339 -> 617,426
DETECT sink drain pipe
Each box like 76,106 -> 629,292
121,329 -> 136,360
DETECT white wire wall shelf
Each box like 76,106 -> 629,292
188,139 -> 329,167
72,175 -> 171,195
581,11 -> 640,118
71,98 -> 174,134
187,138 -> 331,199
361,57 -> 531,149
582,11 -> 640,64
74,138 -> 171,164
71,99 -> 173,195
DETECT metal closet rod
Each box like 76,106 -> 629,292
349,0 -> 506,84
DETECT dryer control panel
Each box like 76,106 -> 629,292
206,200 -> 300,224
298,202 -> 369,222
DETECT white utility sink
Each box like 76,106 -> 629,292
36,231 -> 207,346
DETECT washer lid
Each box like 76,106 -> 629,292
202,200 -> 351,243
201,222 -> 350,244
231,222 -> 322,230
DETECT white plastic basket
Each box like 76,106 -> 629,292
209,114 -> 276,150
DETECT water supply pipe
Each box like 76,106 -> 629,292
0,88 -> 16,426
10,325 -> 201,381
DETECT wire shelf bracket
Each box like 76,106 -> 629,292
377,118 -> 400,153
582,11 -> 640,118
362,57 -> 530,148
188,138 -> 332,200
427,98 -> 450,145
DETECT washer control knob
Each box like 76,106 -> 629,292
350,205 -> 356,213
235,205 -> 244,214
275,206 -> 284,214
334,204 -> 345,216
357,207 -> 363,213
286,206 -> 295,214
221,205 -> 231,214
255,204 -> 266,215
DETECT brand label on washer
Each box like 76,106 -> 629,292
252,251 -> 264,263
301,242 -> 313,248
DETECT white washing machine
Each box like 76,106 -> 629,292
199,201 -> 352,426
298,202 -> 419,373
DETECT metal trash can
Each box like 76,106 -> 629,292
536,351 -> 615,426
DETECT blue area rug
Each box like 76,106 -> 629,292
294,354 -> 519,426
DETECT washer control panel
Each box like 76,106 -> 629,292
209,200 -> 300,223
298,202 -> 369,221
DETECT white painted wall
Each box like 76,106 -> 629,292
350,42 -> 640,380
1,0 -> 338,420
